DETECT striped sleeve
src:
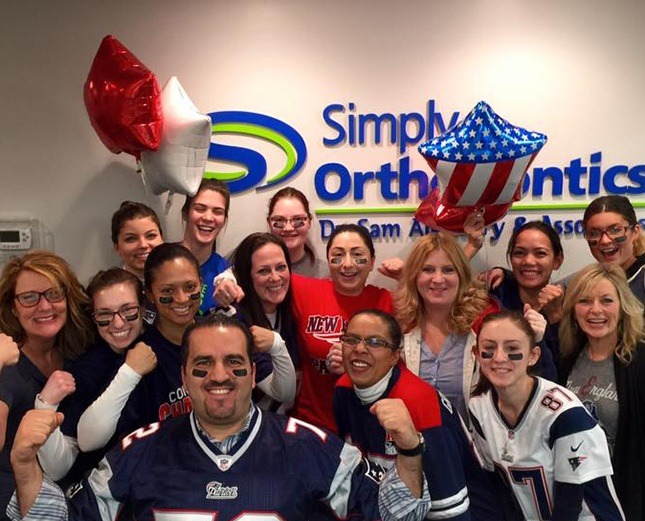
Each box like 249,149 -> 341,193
6,475 -> 67,521
378,464 -> 431,521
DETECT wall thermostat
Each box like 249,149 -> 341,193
0,224 -> 32,251
0,219 -> 53,269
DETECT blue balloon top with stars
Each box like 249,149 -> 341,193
418,101 -> 547,164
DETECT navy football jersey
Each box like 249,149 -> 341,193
334,364 -> 503,520
61,409 -> 389,521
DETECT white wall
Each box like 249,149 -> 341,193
2,0 -> 644,285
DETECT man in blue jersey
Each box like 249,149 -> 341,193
332,309 -> 510,521
8,315 -> 430,521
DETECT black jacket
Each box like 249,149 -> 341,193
559,343 -> 645,521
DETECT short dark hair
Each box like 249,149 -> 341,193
181,315 -> 254,366
143,243 -> 202,292
325,224 -> 375,258
348,309 -> 402,349
86,267 -> 144,307
231,233 -> 292,328
506,220 -> 563,261
111,201 -> 163,244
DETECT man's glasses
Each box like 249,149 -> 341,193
269,216 -> 308,229
92,305 -> 141,327
14,288 -> 66,308
340,334 -> 398,350
584,224 -> 633,246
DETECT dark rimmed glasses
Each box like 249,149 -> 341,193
14,288 -> 66,308
584,224 -> 633,246
340,334 -> 398,350
92,305 -> 141,327
269,216 -> 308,229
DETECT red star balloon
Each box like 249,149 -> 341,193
84,35 -> 163,158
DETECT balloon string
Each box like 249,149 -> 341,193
482,234 -> 491,293
137,160 -> 153,198
165,191 -> 175,215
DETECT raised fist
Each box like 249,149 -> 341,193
39,370 -> 75,406
125,341 -> 157,376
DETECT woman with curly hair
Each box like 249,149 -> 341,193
395,233 -> 548,420
395,233 -> 500,419
0,251 -> 93,519
559,264 -> 645,520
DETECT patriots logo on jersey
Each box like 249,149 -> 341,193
363,458 -> 387,484
568,455 -> 588,472
205,481 -> 239,499
214,456 -> 232,471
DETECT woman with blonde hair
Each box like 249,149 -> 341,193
395,233 -> 502,419
559,264 -> 645,521
0,251 -> 93,519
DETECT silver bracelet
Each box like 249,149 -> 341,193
36,393 -> 54,406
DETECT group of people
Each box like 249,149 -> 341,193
0,179 -> 642,521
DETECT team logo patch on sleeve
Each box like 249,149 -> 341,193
206,481 -> 239,499
363,459 -> 387,484
568,456 -> 588,472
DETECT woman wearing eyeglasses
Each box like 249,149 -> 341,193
267,187 -> 328,278
289,224 -> 392,433
35,268 -> 156,484
582,195 -> 645,302
38,245 -> 200,487
0,251 -> 93,519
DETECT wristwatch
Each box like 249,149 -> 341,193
395,431 -> 426,456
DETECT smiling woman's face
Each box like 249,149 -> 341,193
184,189 -> 227,248
415,248 -> 460,310
148,258 -> 201,328
327,232 -> 374,296
13,270 -> 68,343
92,282 -> 143,352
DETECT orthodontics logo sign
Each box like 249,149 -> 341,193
206,102 -> 645,242
207,102 -> 645,202
205,111 -> 307,194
